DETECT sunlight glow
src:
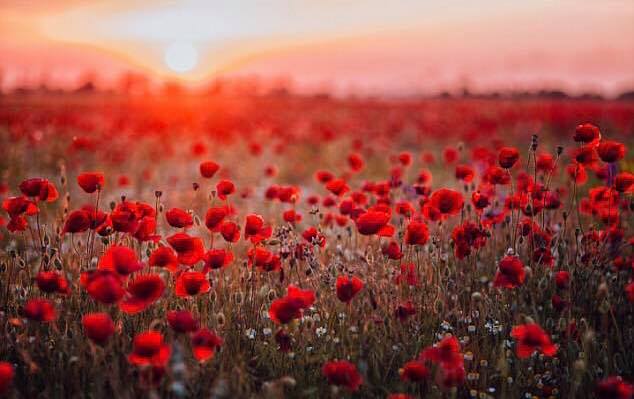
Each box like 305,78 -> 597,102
164,43 -> 198,73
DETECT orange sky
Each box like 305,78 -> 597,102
1,0 -> 633,96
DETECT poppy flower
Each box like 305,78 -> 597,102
397,151 -> 412,166
483,166 -> 511,185
175,271 -> 211,297
283,209 -> 302,224
128,331 -> 170,367
615,172 -> 634,193
336,276 -> 364,303
451,221 -> 487,259
395,300 -> 416,321
400,360 -> 429,382
204,206 -> 227,231
244,214 -> 272,243
382,240 -> 403,260
455,165 -> 475,182
443,147 -> 458,163
133,216 -> 160,242
595,376 -> 633,399
167,233 -> 205,266
315,170 -> 334,183
322,360 -> 362,391
203,249 -> 234,271
82,312 -> 115,344
420,335 -> 464,370
19,178 -> 58,202
191,328 -> 223,362
573,146 -> 598,165
326,178 -> 350,196
200,161 -> 220,178
405,220 -> 429,246
625,282 -> 634,303
219,221 -> 240,242
268,285 -> 315,324
355,211 -> 394,237
510,323 -> 557,358
394,263 -> 419,286
98,246 -> 143,277
2,196 -> 38,218
429,188 -> 463,216
597,140 -> 626,163
0,362 -> 14,395
574,123 -> 601,145
554,271 -> 570,289
493,256 -> 526,289
62,209 -> 91,234
471,191 -> 490,210
82,270 -> 125,304
22,298 -> 56,322
536,153 -> 555,172
302,227 -> 326,247
247,247 -> 281,272
77,172 -> 105,193
498,147 -> 520,169
348,153 -> 364,172
277,185 -> 300,203
165,208 -> 193,229
36,270 -> 70,295
167,310 -> 199,333
149,246 -> 179,272
216,179 -> 235,200
120,274 -> 165,314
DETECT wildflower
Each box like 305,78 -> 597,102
120,274 -> 165,314
510,323 -> 557,358
200,161 -> 220,178
244,214 -> 272,243
191,329 -> 223,362
493,256 -> 526,289
335,276 -> 364,303
0,362 -> 14,395
128,331 -> 170,367
77,172 -> 105,193
165,208 -> 193,229
400,360 -> 429,382
175,271 -> 211,297
269,285 -> 315,324
22,298 -> 56,322
498,147 -> 520,169
82,313 -> 115,344
595,376 -> 633,399
167,233 -> 205,266
322,360 -> 362,391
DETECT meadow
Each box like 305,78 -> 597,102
0,93 -> 632,398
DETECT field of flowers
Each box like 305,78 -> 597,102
0,94 -> 632,398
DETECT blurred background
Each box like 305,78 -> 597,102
1,0 -> 633,98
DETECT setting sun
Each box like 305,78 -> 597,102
164,42 -> 198,73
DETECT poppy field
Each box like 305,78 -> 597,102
0,94 -> 633,398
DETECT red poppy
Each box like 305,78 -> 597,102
443,147 -> 458,163
0,362 -> 14,395
382,240 -> 403,260
597,140 -> 626,163
429,188 -> 463,216
566,162 -> 587,185
315,170 -> 334,183
2,196 -> 38,218
149,246 -> 179,272
128,331 -> 171,367
510,323 -> 557,358
400,360 -> 429,382
77,172 -> 105,193
483,166 -> 511,185
19,178 -> 58,202
302,227 -> 326,247
595,376 -> 633,399
336,276 -> 364,303
62,209 -> 91,234
205,207 -> 228,233
493,256 -> 526,288
133,216 -> 160,242
451,221 -> 487,259
573,146 -> 599,165
355,211 -> 394,237
348,153 -> 364,172
326,178 -> 350,196
455,165 -> 475,182
397,151 -> 412,166
167,310 -> 199,333
283,209 -> 302,224
203,249 -> 234,271
175,271 -> 211,297
219,221 -> 240,242
574,123 -> 601,145
244,214 -> 272,243
395,263 -> 419,286
167,233 -> 205,266
216,179 -> 235,200
536,153 -> 555,172
395,300 -> 416,321
420,335 -> 463,370
191,328 -> 223,362
247,247 -> 282,272
120,274 -> 165,314
322,360 -> 362,391
625,282 -> 634,303
22,298 -> 56,322
36,270 -> 70,295
98,246 -> 143,277
82,312 -> 115,344
165,208 -> 193,229
498,147 -> 520,169
405,220 -> 429,246
615,172 -> 634,193
82,270 -> 125,304
471,191 -> 490,210
554,271 -> 570,289
268,285 -> 315,324
200,161 -> 220,178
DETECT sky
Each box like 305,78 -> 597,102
1,0 -> 633,96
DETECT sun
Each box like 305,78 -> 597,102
164,42 -> 198,73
